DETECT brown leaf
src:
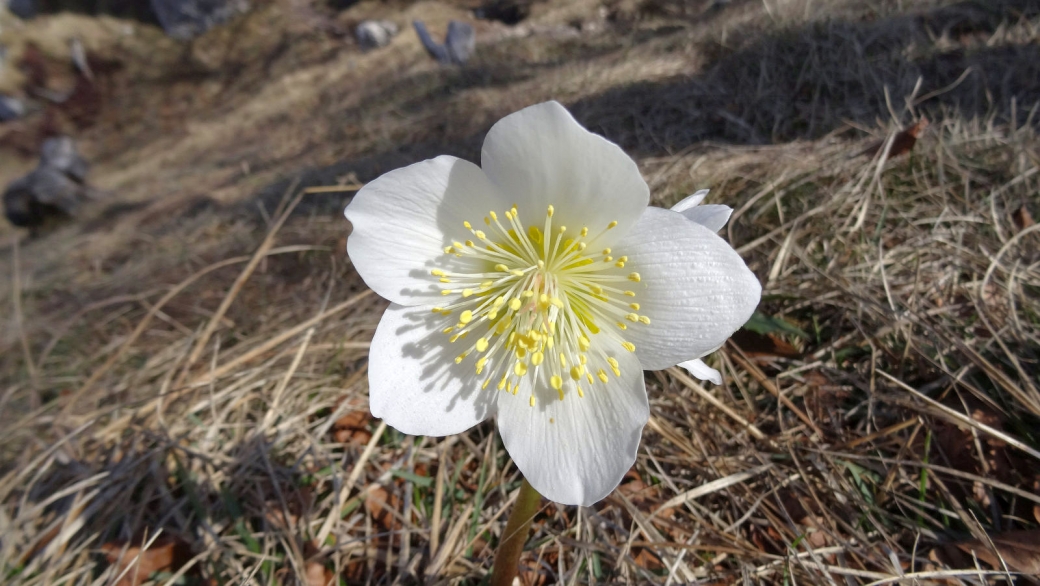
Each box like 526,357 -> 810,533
860,118 -> 930,159
332,409 -> 373,444
1012,205 -> 1035,232
365,485 -> 401,531
956,530 -> 1040,574
100,535 -> 192,586
303,561 -> 333,586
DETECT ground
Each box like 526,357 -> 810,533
1,0 -> 1039,583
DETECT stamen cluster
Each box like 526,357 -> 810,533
430,205 -> 649,405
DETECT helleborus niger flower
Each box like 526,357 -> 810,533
344,101 -> 760,506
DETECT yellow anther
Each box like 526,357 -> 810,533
589,284 -> 603,294
515,362 -> 528,376
495,264 -> 508,272
455,353 -> 467,364
558,388 -> 565,401
439,278 -> 451,283
476,338 -> 489,352
607,220 -> 618,228
550,375 -> 563,390
579,354 -> 587,365
480,280 -> 493,289
626,313 -> 639,322
475,356 -> 487,374
493,296 -> 505,306
586,372 -> 594,384
531,351 -> 544,366
444,246 -> 455,254
603,256 -> 613,262
463,221 -> 472,229
482,377 -> 491,389
522,290 -> 534,298
465,240 -> 475,247
547,205 -> 554,217
602,248 -> 611,255
616,322 -> 628,330
442,327 -> 454,334
475,230 -> 486,239
558,226 -> 567,233
432,307 -> 444,313
490,211 -> 498,221
453,241 -> 464,249
629,303 -> 640,310
462,289 -> 474,297
509,298 -> 522,311
513,384 -> 519,395
431,269 -> 445,276
639,316 -> 651,324
578,335 -> 591,351
459,310 -> 473,324
597,369 -> 609,383
550,297 -> 564,308
622,341 -> 636,352
570,365 -> 584,380
510,270 -> 524,277
498,373 -> 509,390
628,272 -> 641,282
577,386 -> 585,398
559,352 -> 567,366
623,290 -> 636,297
488,310 -> 499,320
580,227 -> 589,237
484,217 -> 491,225
615,260 -> 626,268
529,396 -> 536,407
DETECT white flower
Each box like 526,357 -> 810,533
344,101 -> 761,506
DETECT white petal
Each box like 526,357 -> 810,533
368,303 -> 497,436
680,205 -> 732,232
480,101 -> 649,240
678,358 -> 723,385
496,342 -> 648,506
616,206 -> 761,370
670,189 -> 710,213
344,156 -> 509,306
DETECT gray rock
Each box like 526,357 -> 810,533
6,0 -> 37,20
0,95 -> 25,122
3,136 -> 94,229
413,19 -> 475,65
149,0 -> 250,40
355,20 -> 399,50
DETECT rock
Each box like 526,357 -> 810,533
355,20 -> 399,50
412,19 -> 475,65
6,0 -> 37,20
445,21 -> 475,64
148,0 -> 250,40
3,136 -> 95,229
0,95 -> 25,122
41,136 -> 90,183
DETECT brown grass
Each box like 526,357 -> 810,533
1,0 -> 1039,583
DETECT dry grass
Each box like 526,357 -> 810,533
1,0 -> 1039,583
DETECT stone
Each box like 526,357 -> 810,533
6,0 -> 37,20
148,0 -> 250,40
355,20 -> 399,50
412,19 -> 475,65
3,136 -> 95,229
0,95 -> 25,122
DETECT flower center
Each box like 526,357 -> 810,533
430,205 -> 648,406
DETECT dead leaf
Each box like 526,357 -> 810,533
1012,205 -> 1035,232
365,485 -> 401,531
100,535 -> 192,586
956,530 -> 1040,574
332,409 -> 373,445
860,118 -> 930,159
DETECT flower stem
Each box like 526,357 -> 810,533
490,478 -> 542,586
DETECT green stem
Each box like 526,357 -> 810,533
490,478 -> 542,586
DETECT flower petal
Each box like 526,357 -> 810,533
496,342 -> 648,506
344,155 -> 509,306
678,358 -> 723,385
670,189 -> 710,213
679,205 -> 732,232
617,206 -> 761,370
368,303 -> 497,436
480,101 -> 649,239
